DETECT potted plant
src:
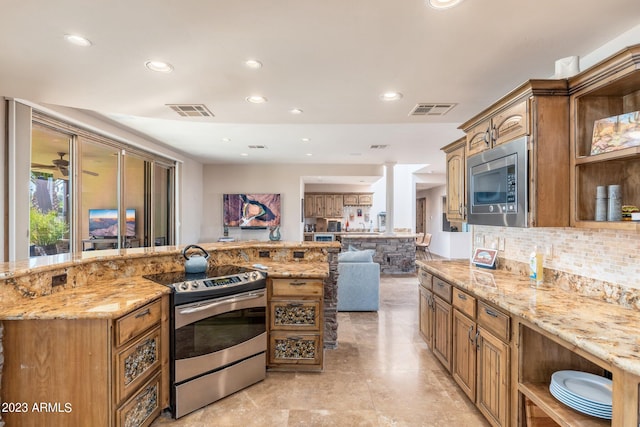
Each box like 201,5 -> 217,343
30,206 -> 68,255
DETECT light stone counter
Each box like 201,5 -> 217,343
418,259 -> 640,377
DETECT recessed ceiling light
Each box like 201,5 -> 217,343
222,137 -> 231,142
380,91 -> 403,101
240,153 -> 249,157
64,34 -> 92,47
428,0 -> 464,9
290,108 -> 304,114
306,153 -> 313,156
246,95 -> 267,104
245,59 -> 263,69
145,60 -> 174,73
301,138 -> 310,142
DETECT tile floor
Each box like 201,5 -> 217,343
152,274 -> 489,427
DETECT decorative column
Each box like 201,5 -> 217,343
385,162 -> 396,235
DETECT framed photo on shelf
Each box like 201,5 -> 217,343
472,247 -> 498,269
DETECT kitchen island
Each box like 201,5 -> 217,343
418,259 -> 640,427
0,241 -> 339,427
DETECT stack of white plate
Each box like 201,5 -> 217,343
549,370 -> 612,420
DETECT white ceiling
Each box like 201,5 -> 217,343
2,0 -> 640,185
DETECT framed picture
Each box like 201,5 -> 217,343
472,247 -> 498,269
591,111 -> 640,155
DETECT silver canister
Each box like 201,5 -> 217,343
595,185 -> 607,221
607,184 -> 622,221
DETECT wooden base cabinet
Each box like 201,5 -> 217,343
433,296 -> 453,373
452,309 -> 476,401
267,277 -> 324,371
477,327 -> 510,427
419,272 -> 511,427
1,296 -> 169,427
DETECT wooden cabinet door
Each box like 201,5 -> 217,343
446,143 -> 465,221
313,195 -> 325,217
419,287 -> 434,349
332,195 -> 344,217
476,328 -> 510,427
304,195 -> 315,218
343,194 -> 358,205
452,309 -> 476,402
492,99 -> 529,147
433,296 -> 452,372
466,119 -> 491,157
357,194 -> 373,206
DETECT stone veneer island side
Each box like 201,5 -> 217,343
341,233 -> 417,274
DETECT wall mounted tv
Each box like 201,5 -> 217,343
89,209 -> 136,237
223,194 -> 281,229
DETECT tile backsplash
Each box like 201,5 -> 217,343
474,225 -> 640,290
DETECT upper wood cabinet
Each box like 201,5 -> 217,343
442,137 -> 466,222
466,100 -> 529,157
342,193 -> 373,206
568,44 -> 640,231
304,192 -> 372,218
460,79 -> 571,227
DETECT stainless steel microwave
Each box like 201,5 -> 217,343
467,137 -> 528,227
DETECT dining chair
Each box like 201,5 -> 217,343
416,232 -> 433,260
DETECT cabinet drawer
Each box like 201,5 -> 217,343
115,326 -> 162,404
116,371 -> 161,427
269,331 -> 322,366
270,300 -> 321,331
477,301 -> 510,342
271,278 -> 323,297
492,99 -> 529,146
418,269 -> 433,290
115,299 -> 162,347
452,288 -> 476,319
432,277 -> 452,303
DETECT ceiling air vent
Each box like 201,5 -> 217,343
248,145 -> 268,149
409,103 -> 456,116
369,144 -> 389,150
167,104 -> 214,117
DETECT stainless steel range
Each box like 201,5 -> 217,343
144,265 -> 267,418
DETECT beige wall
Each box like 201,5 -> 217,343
201,163 -> 383,242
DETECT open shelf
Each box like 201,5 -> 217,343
570,44 -> 640,230
520,383 -> 610,427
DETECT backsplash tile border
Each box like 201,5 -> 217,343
475,225 -> 640,310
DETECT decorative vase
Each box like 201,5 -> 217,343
269,226 -> 281,241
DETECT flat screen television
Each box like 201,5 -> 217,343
89,209 -> 136,237
223,194 -> 281,229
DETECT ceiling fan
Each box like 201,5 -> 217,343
31,152 -> 99,177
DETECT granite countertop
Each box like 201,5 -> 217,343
0,276 -> 171,320
0,260 -> 329,321
418,259 -> 640,377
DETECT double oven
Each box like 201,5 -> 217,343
145,265 -> 267,418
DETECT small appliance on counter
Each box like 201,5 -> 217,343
327,220 -> 342,232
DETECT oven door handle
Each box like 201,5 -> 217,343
178,291 -> 265,315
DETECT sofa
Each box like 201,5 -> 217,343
337,248 -> 380,311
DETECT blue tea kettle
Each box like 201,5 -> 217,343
183,244 -> 210,274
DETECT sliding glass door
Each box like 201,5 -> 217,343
30,125 -> 73,256
28,113 -> 176,257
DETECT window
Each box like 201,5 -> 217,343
29,125 -> 73,256
28,112 -> 175,257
